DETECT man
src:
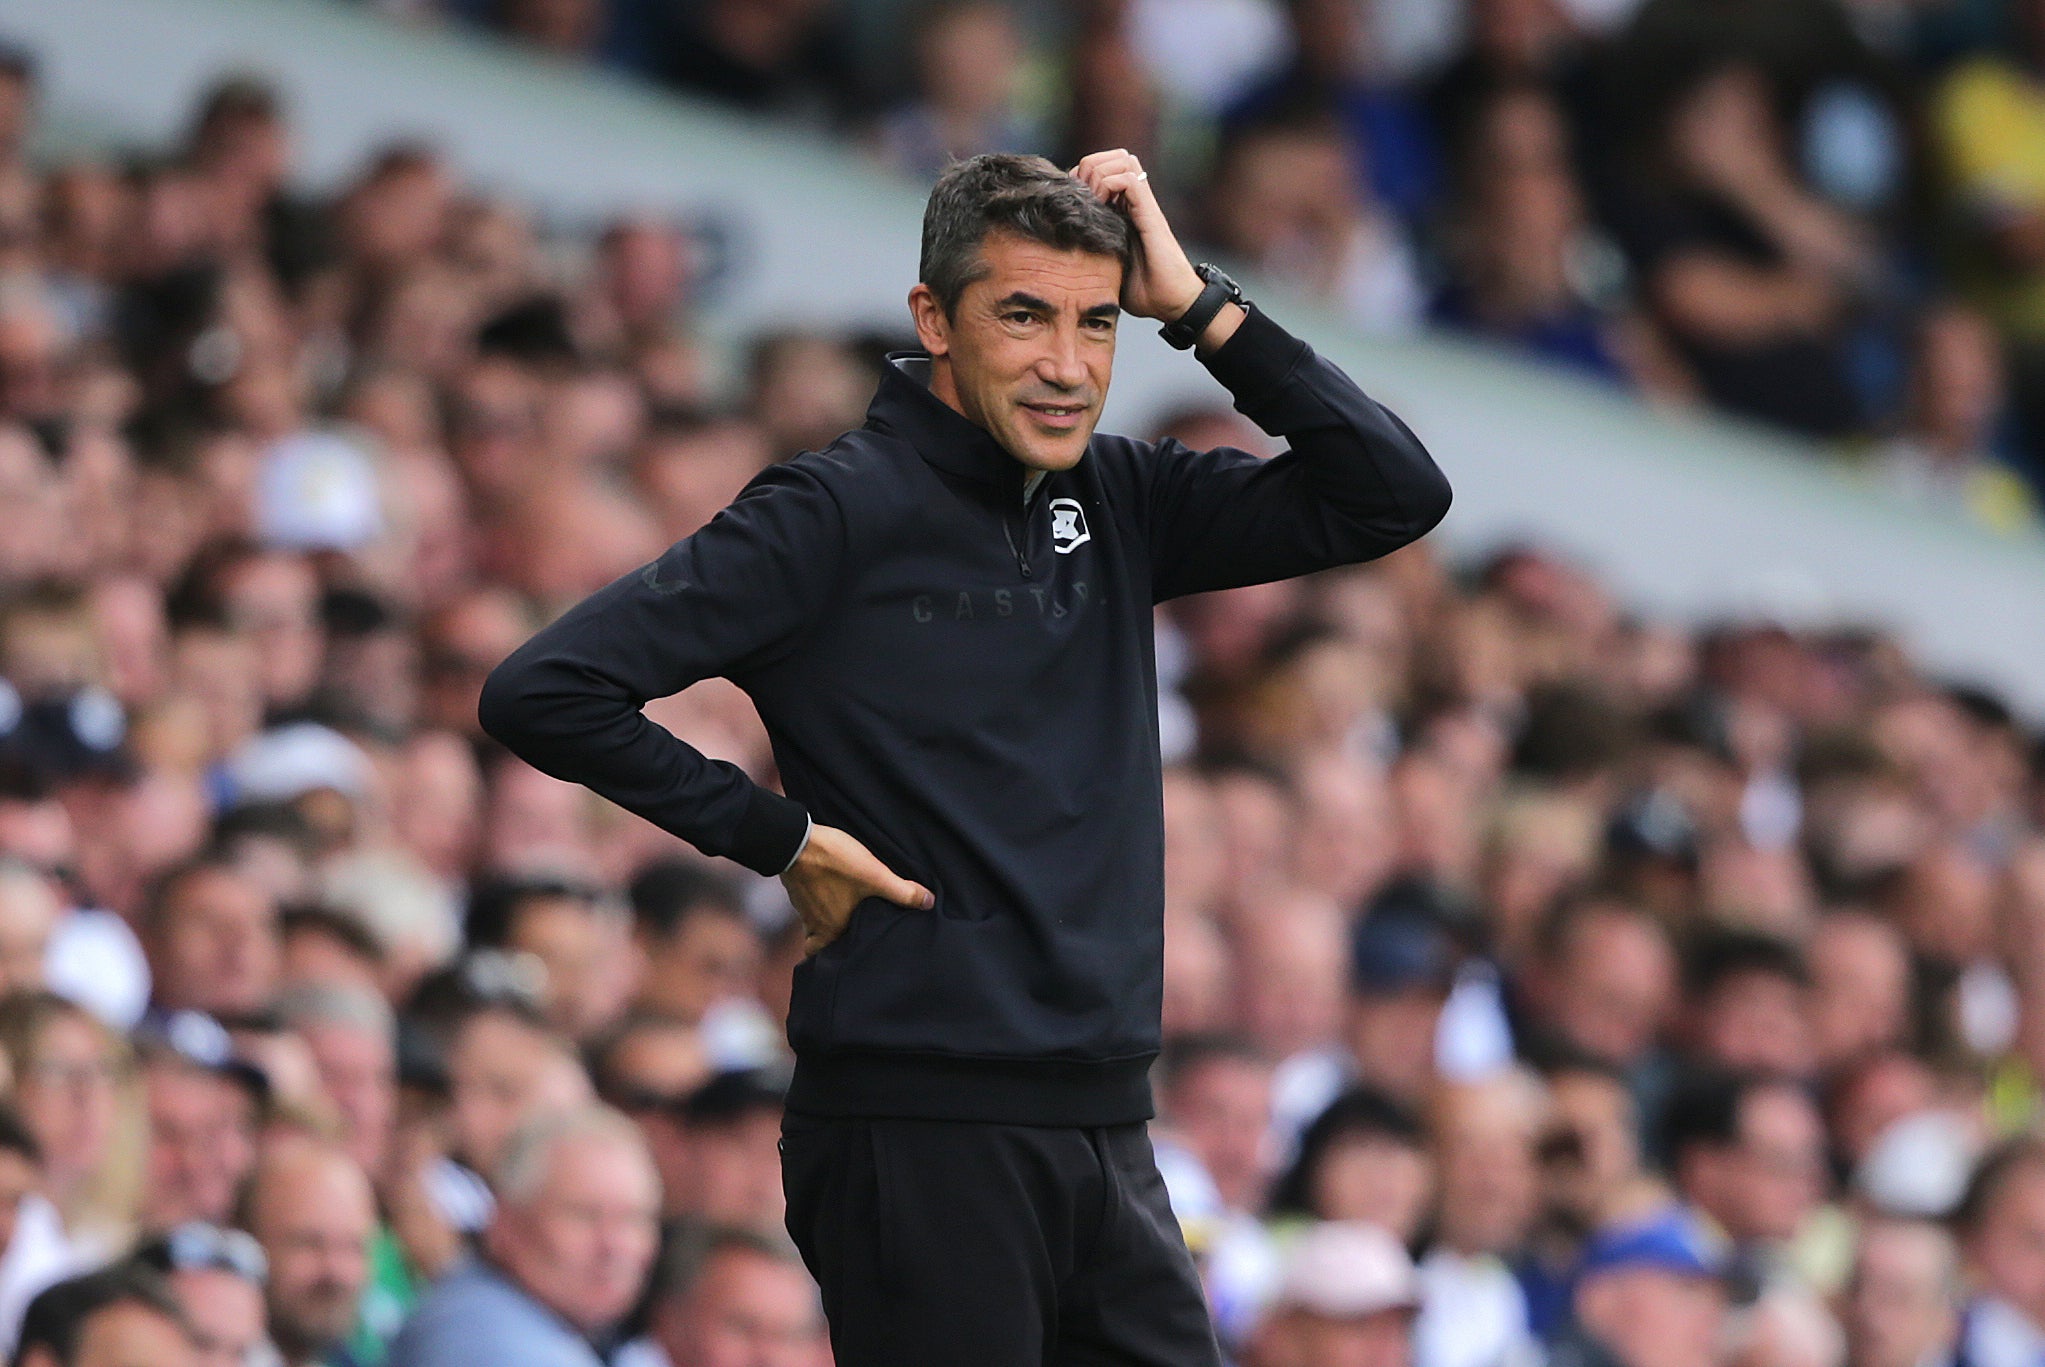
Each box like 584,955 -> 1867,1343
136,1016 -> 264,1233
667,1069 -> 788,1234
132,1224 -> 272,1367
384,1106 -> 660,1367
1661,1071 -> 1827,1255
14,1262 -> 198,1367
1844,1219 -> 1959,1367
1954,1137 -> 2045,1367
482,149 -> 1448,1363
438,996 -> 593,1226
1554,1207 -> 1732,1367
0,860 -> 56,997
241,1138 -> 378,1367
641,1225 -> 827,1367
275,984 -> 396,1182
141,857 -> 282,1023
1243,1221 -> 1420,1367
624,863 -> 759,1029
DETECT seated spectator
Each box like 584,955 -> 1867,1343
14,1262 -> 195,1367
1224,0 -> 1441,226
1340,896 -> 1460,1108
1556,1207 -> 1731,1367
1433,84 -> 1690,397
0,992 -> 132,1262
874,0 -> 1037,183
646,0 -> 853,123
140,857 -> 282,1023
1610,60 -> 1876,439
439,991 -> 592,1218
1243,1220 -> 1420,1367
1416,1071 -> 1548,1367
1870,306 -> 2037,535
135,1015 -> 263,1234
385,1106 -> 659,1367
275,983 -> 396,1183
1155,1033 -> 1276,1222
241,1137 -> 382,1367
668,1070 -> 787,1235
1517,890 -> 1678,1082
1268,1087 -> 1433,1243
1677,930 -> 1816,1081
1204,114 -> 1425,337
1843,1218 -> 1960,1367
0,1103 -> 69,1354
131,1223 -> 271,1367
592,1014 -> 713,1222
466,878 -> 638,1044
1804,910 -> 1914,1073
641,1223 -> 827,1367
1662,1071 -> 1826,1262
0,860 -> 56,997
625,864 -> 761,1031
1954,1136 -> 2045,1367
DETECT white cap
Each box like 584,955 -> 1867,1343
257,429 -> 383,552
1273,1222 -> 1419,1319
1856,1109 -> 1981,1218
228,722 -> 372,805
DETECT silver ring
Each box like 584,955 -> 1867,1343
1135,171 -> 1149,182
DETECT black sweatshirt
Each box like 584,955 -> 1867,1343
479,304 -> 1451,1126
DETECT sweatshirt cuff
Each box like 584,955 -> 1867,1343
1198,303 -> 1310,416
730,786 -> 813,878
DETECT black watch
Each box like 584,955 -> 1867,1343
1157,263 -> 1248,350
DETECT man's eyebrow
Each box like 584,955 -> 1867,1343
1081,302 -> 1122,320
993,292 -> 1055,314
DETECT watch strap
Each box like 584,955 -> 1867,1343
1157,267 -> 1235,350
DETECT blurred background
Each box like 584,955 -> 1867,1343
0,0 -> 2037,1365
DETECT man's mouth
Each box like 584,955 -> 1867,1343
1021,401 -> 1088,429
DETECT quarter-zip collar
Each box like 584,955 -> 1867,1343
867,352 -> 1048,503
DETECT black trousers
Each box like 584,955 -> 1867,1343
779,1114 -> 1225,1367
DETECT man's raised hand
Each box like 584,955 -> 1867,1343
1070,148 -> 1204,323
780,823 -> 935,957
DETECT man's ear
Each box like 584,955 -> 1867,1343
908,284 -> 951,357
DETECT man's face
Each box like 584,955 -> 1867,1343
71,1302 -> 197,1367
1577,1267 -> 1726,1367
1550,911 -> 1675,1068
1970,1163 -> 2045,1327
251,1147 -> 375,1361
912,232 -> 1123,473
1285,1308 -> 1413,1367
142,1065 -> 257,1229
167,1267 -> 268,1367
491,1133 -> 660,1334
1849,1222 -> 1958,1367
152,867 -> 281,1018
1164,1058 -> 1272,1215
641,911 -> 761,1026
1719,1086 -> 1825,1245
447,1010 -> 590,1173
653,1248 -> 828,1367
685,1109 -> 786,1231
299,1021 -> 396,1177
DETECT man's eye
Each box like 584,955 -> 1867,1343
1005,312 -> 1035,324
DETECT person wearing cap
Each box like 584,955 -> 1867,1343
1551,1206 -> 1733,1367
132,1223 -> 273,1367
1244,1221 -> 1421,1367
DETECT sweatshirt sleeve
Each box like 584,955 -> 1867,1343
477,461 -> 841,876
1142,303 -> 1452,602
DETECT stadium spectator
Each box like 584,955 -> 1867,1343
13,1261 -> 196,1367
131,1223 -> 271,1367
241,1137 -> 383,1367
875,0 -> 1037,183
1558,1208 -> 1732,1367
1663,1072 -> 1827,1257
384,1106 -> 658,1367
1244,1220 -> 1421,1367
134,1019 -> 262,1234
641,1224 -> 827,1367
1843,1219 -> 1961,1367
667,1070 -> 786,1235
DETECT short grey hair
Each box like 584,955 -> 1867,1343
494,1104 -> 651,1207
919,153 -> 1133,317
275,982 -> 394,1041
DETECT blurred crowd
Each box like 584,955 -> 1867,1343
371,0 -> 2045,537
0,5 -> 2043,1367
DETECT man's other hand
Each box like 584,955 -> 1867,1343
1070,148 -> 1204,322
780,823 -> 935,957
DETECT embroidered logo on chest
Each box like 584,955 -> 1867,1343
1049,497 -> 1091,554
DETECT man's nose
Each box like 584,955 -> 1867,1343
1036,325 -> 1089,390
